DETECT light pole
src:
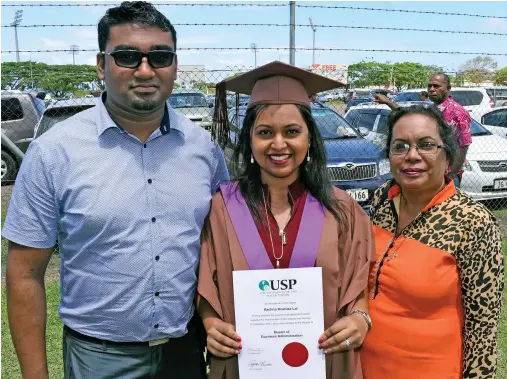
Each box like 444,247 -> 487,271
12,10 -> 23,63
250,43 -> 257,68
70,45 -> 79,65
309,17 -> 317,66
29,53 -> 34,88
289,1 -> 295,65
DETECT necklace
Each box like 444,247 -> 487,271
261,186 -> 293,269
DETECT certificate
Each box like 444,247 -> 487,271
233,267 -> 325,379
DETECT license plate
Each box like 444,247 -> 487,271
494,179 -> 507,190
346,189 -> 369,202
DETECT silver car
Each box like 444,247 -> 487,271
169,89 -> 212,130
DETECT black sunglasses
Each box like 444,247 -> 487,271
101,50 -> 176,69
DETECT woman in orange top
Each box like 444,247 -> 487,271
360,105 -> 504,379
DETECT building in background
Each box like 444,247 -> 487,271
176,65 -> 207,90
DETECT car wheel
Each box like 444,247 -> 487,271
1,150 -> 18,184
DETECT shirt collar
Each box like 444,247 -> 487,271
438,95 -> 453,109
96,91 -> 176,137
387,176 -> 456,212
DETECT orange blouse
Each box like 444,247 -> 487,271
361,179 -> 503,379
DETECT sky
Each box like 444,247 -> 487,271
1,0 -> 507,74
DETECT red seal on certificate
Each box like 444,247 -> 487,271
282,342 -> 309,367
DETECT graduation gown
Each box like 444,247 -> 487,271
198,183 -> 376,379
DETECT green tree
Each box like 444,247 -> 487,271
391,62 -> 443,91
1,61 -> 103,96
459,56 -> 498,85
347,61 -> 391,88
494,67 -> 507,86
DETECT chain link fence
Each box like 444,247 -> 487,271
2,66 -> 507,238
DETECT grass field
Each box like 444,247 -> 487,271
1,210 -> 507,378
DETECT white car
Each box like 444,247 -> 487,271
345,104 -> 507,202
394,87 -> 494,121
344,101 -> 427,149
480,106 -> 507,140
461,119 -> 507,201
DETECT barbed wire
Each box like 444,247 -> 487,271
1,2 -> 506,19
2,22 -> 507,36
2,47 -> 507,56
296,4 -> 507,19
1,2 -> 287,7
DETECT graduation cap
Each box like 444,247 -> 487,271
211,61 -> 346,147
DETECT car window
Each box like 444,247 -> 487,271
312,108 -> 359,138
169,93 -> 207,108
470,119 -> 492,136
355,111 -> 378,131
354,90 -> 370,97
394,92 -> 420,102
1,98 -> 24,121
377,112 -> 389,134
35,106 -> 95,138
450,91 -> 483,106
482,109 -> 507,127
344,109 -> 359,125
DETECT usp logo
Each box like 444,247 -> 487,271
259,280 -> 270,291
258,279 -> 297,291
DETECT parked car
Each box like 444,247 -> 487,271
1,90 -> 46,182
345,102 -> 507,202
228,103 -> 392,210
34,98 -> 98,139
394,87 -> 494,121
461,119 -> 507,201
345,88 -> 391,113
345,98 -> 374,113
344,101 -> 427,148
485,86 -> 507,108
169,89 -> 212,130
481,106 -> 507,139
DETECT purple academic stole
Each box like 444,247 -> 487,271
220,183 -> 325,270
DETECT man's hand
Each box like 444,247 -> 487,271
318,313 -> 369,354
374,93 -> 390,104
203,318 -> 242,358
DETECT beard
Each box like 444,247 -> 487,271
128,91 -> 163,112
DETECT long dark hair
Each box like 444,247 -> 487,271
231,104 -> 346,227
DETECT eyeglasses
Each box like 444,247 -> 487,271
390,141 -> 444,156
101,50 -> 176,69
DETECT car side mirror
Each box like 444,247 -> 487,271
358,127 -> 370,136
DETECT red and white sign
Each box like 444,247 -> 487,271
311,64 -> 346,71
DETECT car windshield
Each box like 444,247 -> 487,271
35,106 -> 95,138
169,93 -> 207,108
227,106 -> 359,139
470,119 -> 492,136
394,92 -> 421,102
313,108 -> 359,139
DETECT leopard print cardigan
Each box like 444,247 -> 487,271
369,180 -> 504,379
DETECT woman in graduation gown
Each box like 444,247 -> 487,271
198,61 -> 376,379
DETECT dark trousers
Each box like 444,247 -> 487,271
63,314 -> 207,379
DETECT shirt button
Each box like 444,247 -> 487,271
154,324 -> 159,329
148,179 -> 152,184
155,292 -> 160,297
151,217 -> 156,223
155,255 -> 160,261
144,143 -> 147,148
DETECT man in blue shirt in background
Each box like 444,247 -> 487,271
2,2 -> 228,378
